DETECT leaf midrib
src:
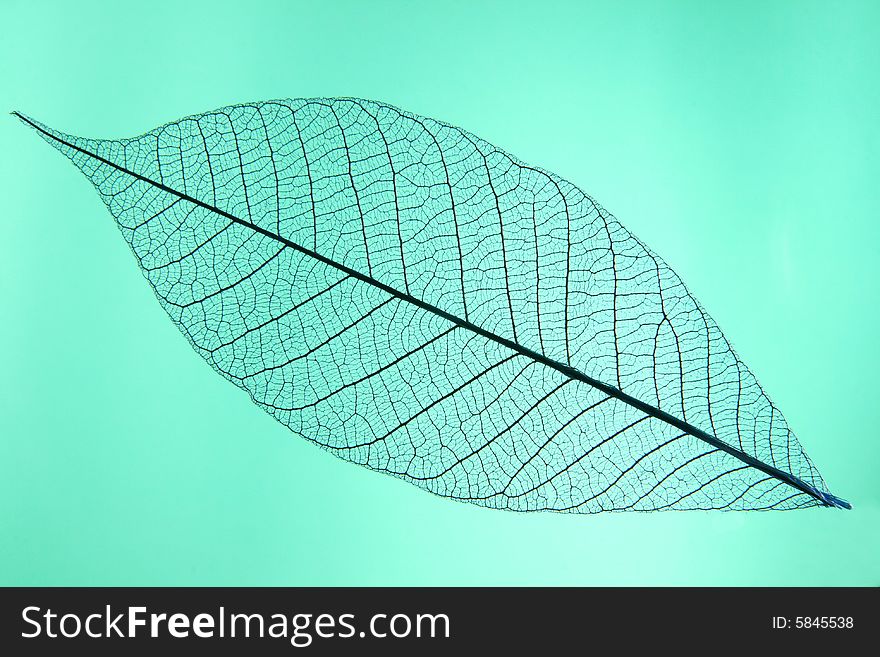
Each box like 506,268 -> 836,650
15,111 -> 847,510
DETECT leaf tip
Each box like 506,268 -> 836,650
11,110 -> 38,130
10,112 -> 72,153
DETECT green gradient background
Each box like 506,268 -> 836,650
1,0 -> 878,586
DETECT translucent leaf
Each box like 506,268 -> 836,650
15,99 -> 849,512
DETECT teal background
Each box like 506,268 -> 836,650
1,0 -> 877,585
